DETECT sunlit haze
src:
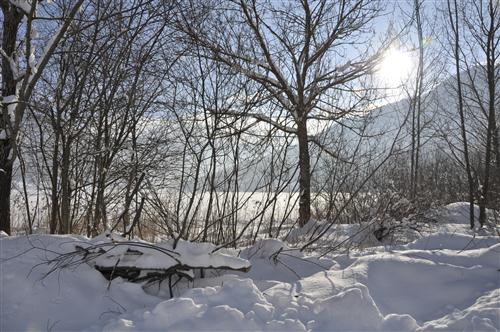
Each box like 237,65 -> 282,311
377,47 -> 416,98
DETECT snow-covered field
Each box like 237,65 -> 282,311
1,203 -> 499,331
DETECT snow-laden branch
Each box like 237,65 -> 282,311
0,48 -> 19,80
8,0 -> 31,15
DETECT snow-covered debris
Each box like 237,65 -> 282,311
172,239 -> 250,271
84,234 -> 250,271
74,233 -> 250,283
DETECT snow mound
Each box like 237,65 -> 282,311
436,202 -> 482,224
297,239 -> 500,325
245,238 -> 288,259
418,288 -> 500,331
287,202 -> 499,252
429,202 -> 499,234
102,275 -> 306,331
310,285 -> 384,331
0,235 -> 161,331
406,232 -> 499,250
238,238 -> 336,283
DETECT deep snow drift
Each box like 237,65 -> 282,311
1,203 -> 499,331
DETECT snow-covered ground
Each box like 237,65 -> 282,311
1,203 -> 499,331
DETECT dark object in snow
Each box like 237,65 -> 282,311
373,226 -> 389,241
72,234 -> 251,294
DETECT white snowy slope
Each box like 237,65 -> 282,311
0,235 -> 161,331
1,203 -> 499,331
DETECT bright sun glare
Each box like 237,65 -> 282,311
378,47 -> 414,89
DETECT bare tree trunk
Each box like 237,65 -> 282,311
202,149 -> 217,242
478,0 -> 498,227
92,118 -> 104,235
297,118 -> 311,227
410,106 -> 416,200
0,4 -> 23,235
59,141 -> 71,234
49,121 -> 60,234
493,127 -> 500,206
479,59 -> 496,227
18,149 -> 33,233
447,0 -> 475,228
1,0 -> 83,234
0,162 -> 13,234
413,0 -> 424,199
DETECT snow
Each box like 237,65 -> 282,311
0,235 -> 161,331
81,234 -> 250,272
9,0 -> 32,15
236,238 -> 337,283
405,232 -> 499,250
28,51 -> 37,73
2,94 -> 18,106
102,275 -> 307,332
27,24 -> 64,84
2,95 -> 18,127
419,289 -> 500,331
1,203 -> 499,331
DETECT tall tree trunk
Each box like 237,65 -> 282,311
448,0 -> 475,228
59,141 -> 71,234
0,162 -> 13,234
479,58 -> 496,227
479,2 -> 497,227
297,119 -> 311,227
0,4 -> 23,235
493,126 -> 500,206
202,148 -> 217,243
50,130 -> 60,234
413,0 -> 424,199
91,118 -> 104,236
93,175 -> 107,235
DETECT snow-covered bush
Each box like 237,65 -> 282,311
47,232 -> 251,297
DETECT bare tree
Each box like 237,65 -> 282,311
0,0 -> 84,234
459,0 -> 499,226
178,0 -> 391,227
445,0 -> 476,228
409,0 -> 425,199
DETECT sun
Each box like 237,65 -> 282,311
377,47 -> 415,88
